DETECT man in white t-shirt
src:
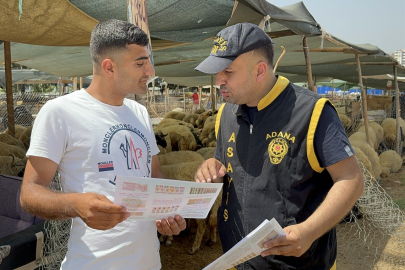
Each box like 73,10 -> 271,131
20,19 -> 186,270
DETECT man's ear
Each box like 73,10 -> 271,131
101,59 -> 115,77
256,62 -> 268,83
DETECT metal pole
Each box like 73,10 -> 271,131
394,65 -> 401,154
302,37 -> 316,93
4,41 -> 15,137
211,75 -> 216,112
355,54 -> 372,147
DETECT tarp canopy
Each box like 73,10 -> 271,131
0,69 -> 92,89
0,0 -> 404,90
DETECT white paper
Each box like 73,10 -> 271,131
203,218 -> 286,270
113,175 -> 223,220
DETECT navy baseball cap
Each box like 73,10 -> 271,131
195,23 -> 273,74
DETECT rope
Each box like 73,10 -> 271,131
18,0 -> 23,20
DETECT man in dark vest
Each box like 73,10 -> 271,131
194,23 -> 364,270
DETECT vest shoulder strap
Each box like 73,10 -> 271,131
307,98 -> 336,172
215,103 -> 226,139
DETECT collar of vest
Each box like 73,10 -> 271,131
232,76 -> 290,115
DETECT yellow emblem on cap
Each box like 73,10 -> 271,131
211,36 -> 227,54
268,137 -> 288,164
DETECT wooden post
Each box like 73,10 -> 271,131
331,78 -> 334,103
4,41 -> 15,137
199,86 -> 202,109
302,37 -> 316,93
355,54 -> 372,147
73,77 -> 77,91
211,75 -> 216,112
79,77 -> 83,89
394,65 -> 401,154
152,79 -> 155,106
165,83 -> 168,114
183,88 -> 187,112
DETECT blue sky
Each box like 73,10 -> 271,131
267,0 -> 405,54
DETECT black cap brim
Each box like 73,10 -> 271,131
195,55 -> 237,74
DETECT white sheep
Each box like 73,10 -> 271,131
379,150 -> 402,175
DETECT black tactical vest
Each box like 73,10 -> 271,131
215,77 -> 336,270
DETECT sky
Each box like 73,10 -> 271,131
267,0 -> 405,54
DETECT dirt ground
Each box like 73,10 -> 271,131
160,167 -> 405,270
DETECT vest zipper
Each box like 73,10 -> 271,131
250,124 -> 253,134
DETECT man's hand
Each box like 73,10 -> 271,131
261,223 -> 314,257
75,192 -> 130,230
194,158 -> 226,183
156,215 -> 187,236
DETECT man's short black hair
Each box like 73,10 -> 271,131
253,43 -> 274,69
90,19 -> 149,64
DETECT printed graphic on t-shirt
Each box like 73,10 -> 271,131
100,123 -> 152,180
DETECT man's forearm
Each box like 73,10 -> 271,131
300,175 -> 364,241
20,182 -> 80,220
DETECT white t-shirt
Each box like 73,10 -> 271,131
27,90 -> 161,270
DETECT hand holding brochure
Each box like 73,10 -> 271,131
114,175 -> 223,220
203,218 -> 286,270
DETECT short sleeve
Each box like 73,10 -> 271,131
26,100 -> 67,164
314,103 -> 354,168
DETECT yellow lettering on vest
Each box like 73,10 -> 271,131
271,132 -> 277,137
228,132 -> 236,142
284,132 -> 290,140
227,147 -> 233,157
224,209 -> 228,221
227,163 -> 233,173
228,177 -> 233,188
226,192 -> 229,205
266,134 -> 271,140
290,136 -> 295,143
278,131 -> 284,137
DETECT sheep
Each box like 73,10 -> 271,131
349,138 -> 381,180
0,155 -> 27,176
349,132 -> 377,151
160,159 -> 222,255
194,108 -> 206,114
164,111 -> 187,121
0,133 -> 26,150
3,124 -> 27,138
356,126 -> 378,150
200,120 -> 216,147
338,114 -> 352,134
157,145 -> 167,155
380,118 -> 405,150
154,130 -> 168,149
158,151 -> 204,166
196,110 -> 217,129
379,150 -> 402,175
197,147 -> 216,160
357,121 -> 384,145
352,146 -> 373,177
19,125 -> 32,150
182,113 -> 200,127
154,125 -> 197,151
0,142 -> 26,159
157,118 -> 194,130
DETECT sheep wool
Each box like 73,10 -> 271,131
349,139 -> 381,180
352,146 -> 373,176
161,160 -> 202,181
182,113 -> 200,127
381,118 -> 398,147
157,118 -> 194,130
164,111 -> 187,121
379,150 -> 402,174
197,147 -> 216,160
3,124 -> 27,138
155,125 -> 198,151
356,126 -> 378,150
338,114 -> 351,132
349,132 -> 375,150
158,150 -> 204,166
0,133 -> 26,150
0,141 -> 26,159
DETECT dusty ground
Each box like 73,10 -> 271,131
160,168 -> 405,270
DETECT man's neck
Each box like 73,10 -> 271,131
86,77 -> 125,106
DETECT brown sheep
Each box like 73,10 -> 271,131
164,111 -> 187,121
154,125 -> 197,151
161,159 -> 222,255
